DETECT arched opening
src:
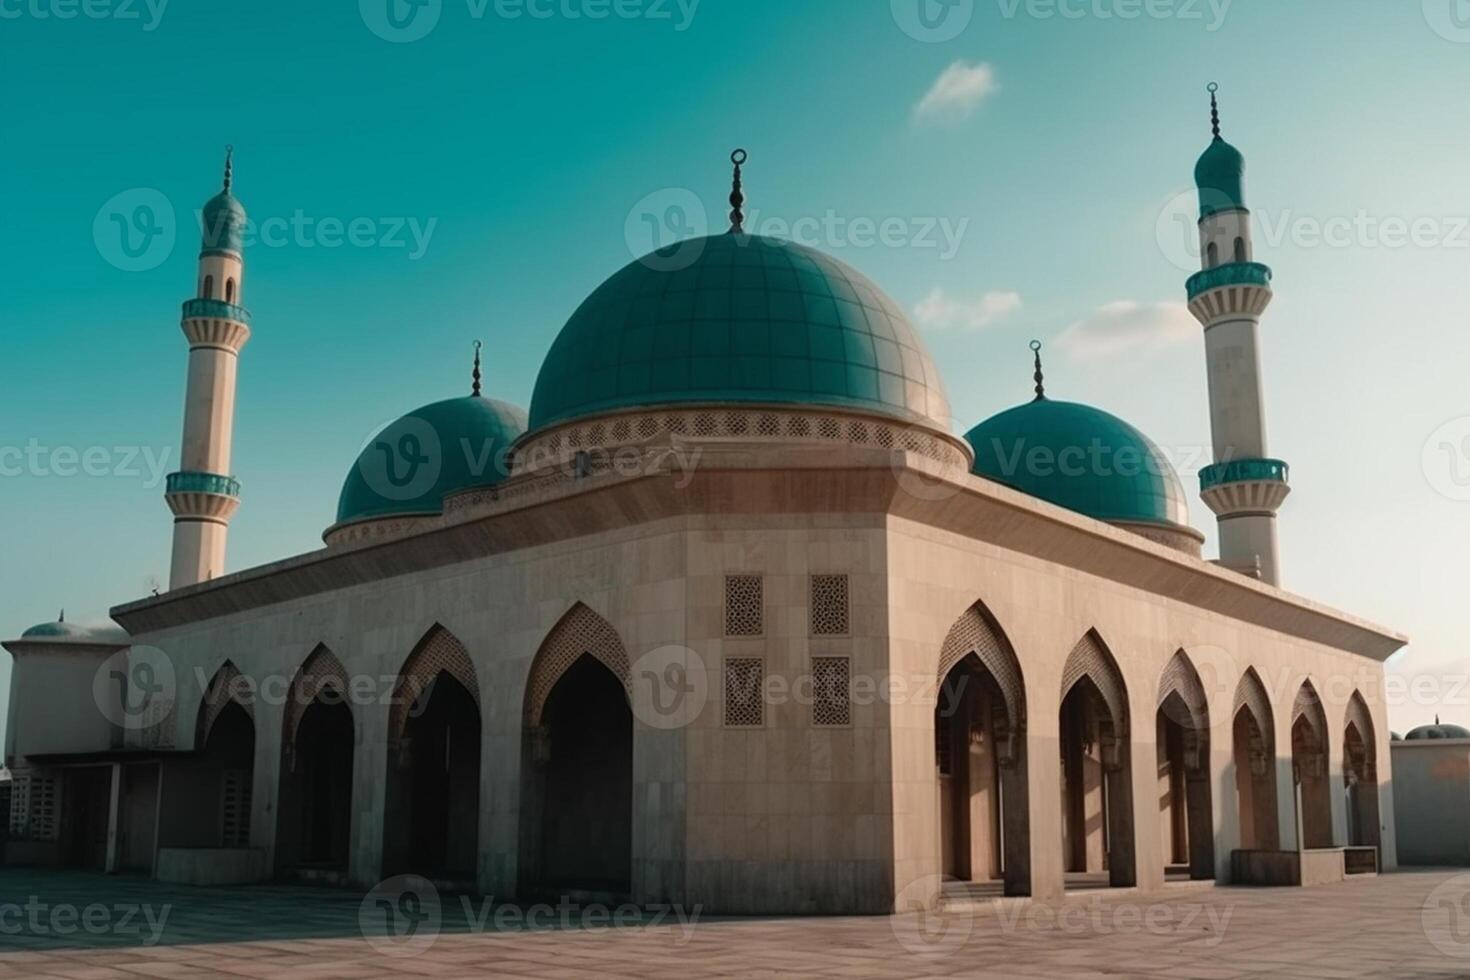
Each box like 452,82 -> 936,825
201,274 -> 214,299
192,662 -> 256,848
1059,632 -> 1134,890
201,702 -> 255,846
1292,682 -> 1333,849
1344,694 -> 1381,849
523,655 -> 632,896
276,648 -> 355,877
382,628 -> 482,881
1206,242 -> 1220,268
225,278 -> 236,304
518,604 -> 634,900
1155,652 -> 1213,881
934,603 -> 1030,897
1233,237 -> 1247,263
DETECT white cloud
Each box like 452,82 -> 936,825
914,61 -> 999,123
1054,301 -> 1196,358
913,287 -> 1022,331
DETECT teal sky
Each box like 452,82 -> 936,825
3,0 -> 1469,741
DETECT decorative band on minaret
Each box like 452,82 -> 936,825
1185,85 -> 1289,585
165,147 -> 251,590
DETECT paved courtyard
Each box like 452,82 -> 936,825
4,868 -> 1470,978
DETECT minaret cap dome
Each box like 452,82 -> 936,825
201,189 -> 248,255
1195,137 -> 1246,218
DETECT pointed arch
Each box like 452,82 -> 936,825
281,644 -> 351,752
195,659 -> 254,749
1061,629 -> 1128,734
936,600 -> 1026,728
1345,692 -> 1375,749
388,625 -> 480,742
524,603 -> 631,726
1157,650 -> 1209,731
1231,667 -> 1274,738
1292,680 -> 1328,744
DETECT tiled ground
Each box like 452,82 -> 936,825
3,868 -> 1470,978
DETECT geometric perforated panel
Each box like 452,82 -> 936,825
388,625 -> 481,741
936,602 -> 1026,728
811,656 -> 851,727
810,574 -> 850,636
1060,629 -> 1128,734
724,575 -> 763,636
724,657 -> 764,728
524,603 -> 631,726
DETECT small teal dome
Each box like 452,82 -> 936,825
200,189 -> 248,255
966,399 -> 1192,531
528,234 -> 951,432
1405,723 -> 1470,741
1195,138 -> 1246,218
18,618 -> 127,644
334,396 -> 528,529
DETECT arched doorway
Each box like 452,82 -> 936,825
1231,668 -> 1279,850
276,646 -> 355,876
1059,631 -> 1134,889
1291,681 -> 1333,849
1343,692 -> 1381,849
195,661 -> 256,847
519,604 -> 633,899
934,602 -> 1030,897
1156,652 -> 1214,880
383,626 -> 482,881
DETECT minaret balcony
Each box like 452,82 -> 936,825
164,470 -> 241,522
1187,262 -> 1273,324
181,299 -> 252,351
182,298 -> 251,324
1199,457 -> 1290,516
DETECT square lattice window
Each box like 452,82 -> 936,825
811,657 -> 851,727
810,574 -> 850,635
724,574 -> 763,636
724,657 -> 765,727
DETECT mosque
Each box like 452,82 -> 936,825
3,90 -> 1406,912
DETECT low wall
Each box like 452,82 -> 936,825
2,841 -> 61,867
155,847 -> 268,886
1230,848 -> 1358,887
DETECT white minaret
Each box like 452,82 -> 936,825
1186,85 -> 1289,586
165,148 -> 251,590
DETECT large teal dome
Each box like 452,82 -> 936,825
528,234 -> 951,432
1195,138 -> 1246,218
334,396 -> 527,530
966,399 -> 1193,533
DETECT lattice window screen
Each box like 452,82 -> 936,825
724,658 -> 764,727
724,575 -> 763,636
220,769 -> 251,848
9,776 -> 29,838
811,657 -> 851,727
29,775 -> 58,842
810,574 -> 850,635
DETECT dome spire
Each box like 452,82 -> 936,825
1031,340 -> 1046,401
1208,82 -> 1221,141
222,144 -> 234,192
472,340 -> 483,397
728,148 -> 747,234
58,608 -> 65,623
